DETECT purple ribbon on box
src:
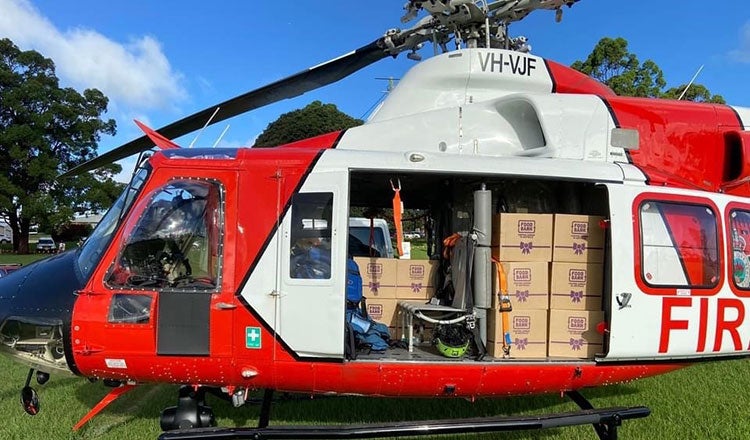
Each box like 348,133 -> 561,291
569,338 -> 585,350
411,282 -> 423,293
515,290 -> 529,302
514,338 -> 528,350
572,242 -> 586,255
519,241 -> 533,254
570,290 -> 583,303
369,281 -> 380,293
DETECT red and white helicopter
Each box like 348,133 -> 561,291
2,0 -> 749,438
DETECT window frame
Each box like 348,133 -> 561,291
287,191 -> 335,283
633,193 -> 723,296
726,202 -> 750,297
104,177 -> 226,294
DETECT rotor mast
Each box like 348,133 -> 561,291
387,0 -> 581,57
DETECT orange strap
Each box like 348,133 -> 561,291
492,257 -> 508,298
442,232 -> 462,260
391,179 -> 404,257
492,257 -> 512,357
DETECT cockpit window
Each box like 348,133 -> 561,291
106,179 -> 224,291
77,165 -> 150,279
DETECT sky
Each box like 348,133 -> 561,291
1,0 -> 749,180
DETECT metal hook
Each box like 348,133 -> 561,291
390,178 -> 401,192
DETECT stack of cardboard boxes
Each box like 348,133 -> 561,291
548,214 -> 605,358
353,257 -> 437,339
487,213 -> 606,359
487,214 -> 552,358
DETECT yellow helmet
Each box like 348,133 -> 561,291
434,325 -> 470,358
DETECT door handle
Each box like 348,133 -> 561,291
214,302 -> 237,310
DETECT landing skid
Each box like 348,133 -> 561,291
159,389 -> 648,440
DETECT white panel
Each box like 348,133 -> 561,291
240,231 -> 282,343
731,105 -> 750,128
640,207 -> 677,247
334,145 -> 627,193
642,245 -> 688,286
276,169 -> 346,358
370,48 -> 553,123
341,93 -> 620,163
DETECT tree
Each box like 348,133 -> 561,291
0,38 -> 121,253
661,83 -> 725,103
571,37 -> 666,98
572,37 -> 724,103
254,100 -> 363,147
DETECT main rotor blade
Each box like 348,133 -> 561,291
61,39 -> 387,177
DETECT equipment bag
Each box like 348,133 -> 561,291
346,257 -> 363,306
345,309 -> 390,352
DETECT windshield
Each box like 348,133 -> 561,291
107,179 -> 223,290
76,165 -> 150,279
349,226 -> 387,258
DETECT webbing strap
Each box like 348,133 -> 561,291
492,258 -> 512,357
391,179 -> 404,257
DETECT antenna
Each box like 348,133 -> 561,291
375,77 -> 399,93
677,65 -> 704,101
211,125 -> 230,148
360,78 -> 400,119
188,106 -> 221,148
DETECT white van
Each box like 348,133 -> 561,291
348,217 -> 394,258
0,223 -> 12,244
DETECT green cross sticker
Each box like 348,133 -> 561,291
245,326 -> 262,349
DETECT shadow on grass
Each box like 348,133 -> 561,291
213,383 -> 642,433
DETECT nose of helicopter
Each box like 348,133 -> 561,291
0,251 -> 83,374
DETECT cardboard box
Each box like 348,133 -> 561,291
548,310 -> 604,358
495,261 -> 549,309
492,214 -> 553,262
550,262 -> 603,310
396,259 -> 438,299
365,298 -> 399,327
553,215 -> 606,263
354,257 -> 398,299
487,309 -> 548,358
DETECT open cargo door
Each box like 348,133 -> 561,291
603,183 -> 734,361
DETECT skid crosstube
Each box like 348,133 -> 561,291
158,404 -> 649,440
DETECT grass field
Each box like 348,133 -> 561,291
0,358 -> 748,439
2,253 -> 750,439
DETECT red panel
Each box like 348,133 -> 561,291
603,97 -> 742,191
632,192 -> 723,296
544,60 -> 616,96
268,361 -> 682,398
276,130 -> 342,149
660,204 -> 715,285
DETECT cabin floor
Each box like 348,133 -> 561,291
352,344 -> 575,363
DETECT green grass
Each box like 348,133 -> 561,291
0,357 -> 749,439
3,252 -> 750,439
0,252 -> 52,266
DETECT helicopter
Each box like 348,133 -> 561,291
2,0 -> 750,438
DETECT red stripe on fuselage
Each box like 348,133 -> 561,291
544,60 -> 616,96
